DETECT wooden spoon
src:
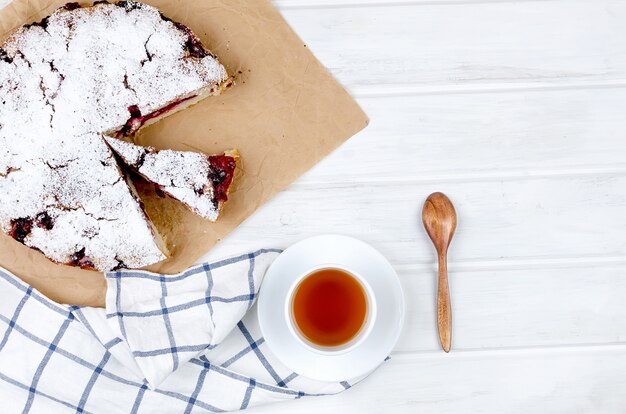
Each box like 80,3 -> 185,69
422,192 -> 457,353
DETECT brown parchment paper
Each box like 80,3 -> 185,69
0,0 -> 368,307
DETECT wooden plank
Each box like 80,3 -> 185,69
200,252 -> 626,351
278,0 -> 626,91
275,0 -> 502,8
394,263 -> 626,352
296,87 -> 626,184
246,345 -> 626,413
275,0 -> 556,8
211,175 -> 626,266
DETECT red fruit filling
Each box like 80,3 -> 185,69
117,96 -> 197,137
172,22 -> 210,59
35,212 -> 55,230
154,184 -> 167,198
208,155 -> 236,204
0,48 -> 12,63
9,217 -> 33,243
26,16 -> 49,29
69,247 -> 96,270
63,2 -> 80,11
115,1 -> 141,11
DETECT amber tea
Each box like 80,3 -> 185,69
291,268 -> 368,347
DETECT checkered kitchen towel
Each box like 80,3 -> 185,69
0,249 -> 364,413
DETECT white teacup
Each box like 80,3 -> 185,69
284,264 -> 378,355
258,235 -> 404,382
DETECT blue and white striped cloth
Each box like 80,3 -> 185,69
0,249 -> 364,413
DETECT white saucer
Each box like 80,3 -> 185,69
257,235 -> 405,382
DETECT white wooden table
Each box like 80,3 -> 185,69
206,0 -> 626,412
4,0 -> 624,412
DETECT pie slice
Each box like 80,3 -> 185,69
105,137 -> 239,222
0,2 -> 234,271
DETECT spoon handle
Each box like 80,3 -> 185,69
437,252 -> 452,352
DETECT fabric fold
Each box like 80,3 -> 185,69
0,249 -> 369,413
99,249 -> 281,389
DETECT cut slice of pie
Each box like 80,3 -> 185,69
105,137 -> 238,222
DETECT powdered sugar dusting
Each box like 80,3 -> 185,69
0,2 -> 229,271
105,137 -> 232,222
